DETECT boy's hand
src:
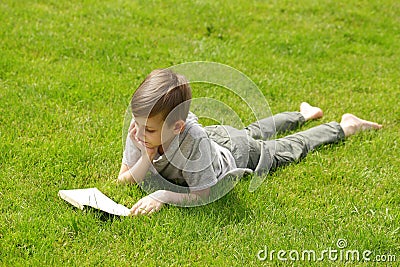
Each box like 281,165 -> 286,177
141,145 -> 158,162
129,122 -> 158,161
130,195 -> 164,216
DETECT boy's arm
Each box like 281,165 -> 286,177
130,188 -> 210,216
118,122 -> 157,184
118,163 -> 132,183
117,156 -> 152,184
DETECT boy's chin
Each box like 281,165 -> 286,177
145,143 -> 160,149
138,140 -> 154,148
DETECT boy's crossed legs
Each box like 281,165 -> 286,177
244,102 -> 382,171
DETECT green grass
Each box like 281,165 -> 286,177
1,0 -> 399,266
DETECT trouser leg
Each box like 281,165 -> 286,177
255,122 -> 345,173
245,112 -> 306,140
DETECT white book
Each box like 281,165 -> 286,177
58,188 -> 130,216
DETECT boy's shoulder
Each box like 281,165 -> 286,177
163,112 -> 218,174
170,112 -> 212,155
181,112 -> 208,139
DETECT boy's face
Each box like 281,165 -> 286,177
134,113 -> 182,149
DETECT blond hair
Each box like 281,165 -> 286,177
130,69 -> 192,125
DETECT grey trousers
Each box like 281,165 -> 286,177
205,112 -> 345,173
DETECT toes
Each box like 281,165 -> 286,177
341,113 -> 382,136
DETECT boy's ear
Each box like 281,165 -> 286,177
172,120 -> 185,135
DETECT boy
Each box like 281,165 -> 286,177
118,69 -> 382,216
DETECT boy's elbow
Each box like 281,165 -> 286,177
117,174 -> 125,184
117,173 -> 136,185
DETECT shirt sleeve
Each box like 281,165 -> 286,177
122,119 -> 141,167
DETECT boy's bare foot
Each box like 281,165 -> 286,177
300,102 -> 324,121
340,113 -> 382,137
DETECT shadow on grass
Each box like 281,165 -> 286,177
174,174 -> 259,226
64,205 -> 125,222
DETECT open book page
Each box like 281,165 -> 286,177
58,188 -> 130,216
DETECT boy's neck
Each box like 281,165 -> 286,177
158,145 -> 165,155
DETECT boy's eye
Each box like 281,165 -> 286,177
146,129 -> 155,133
